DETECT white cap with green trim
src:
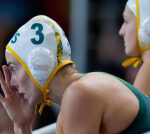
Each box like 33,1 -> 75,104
6,15 -> 72,88
6,15 -> 73,114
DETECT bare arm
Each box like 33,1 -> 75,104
134,50 -> 150,96
60,83 -> 103,134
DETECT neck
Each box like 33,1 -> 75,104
142,49 -> 150,62
48,64 -> 82,105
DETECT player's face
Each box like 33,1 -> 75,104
5,52 -> 42,106
119,5 -> 139,56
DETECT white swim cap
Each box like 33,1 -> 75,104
6,15 -> 73,114
127,0 -> 150,50
122,0 -> 150,68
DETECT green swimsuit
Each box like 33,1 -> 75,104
117,76 -> 150,134
79,73 -> 150,134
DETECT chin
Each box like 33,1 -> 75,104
125,49 -> 139,57
29,96 -> 40,106
125,49 -> 131,56
125,51 -> 133,56
28,97 -> 34,105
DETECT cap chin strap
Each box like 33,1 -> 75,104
122,46 -> 150,68
122,0 -> 150,68
38,60 -> 74,114
39,89 -> 51,115
122,57 -> 142,68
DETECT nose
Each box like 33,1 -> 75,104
10,75 -> 18,89
119,23 -> 125,37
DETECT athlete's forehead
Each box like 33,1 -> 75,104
5,52 -> 19,66
123,6 -> 134,19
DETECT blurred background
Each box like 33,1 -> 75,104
0,0 -> 140,133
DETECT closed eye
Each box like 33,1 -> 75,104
7,62 -> 16,72
10,67 -> 16,71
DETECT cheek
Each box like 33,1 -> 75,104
16,69 -> 31,92
17,71 -> 26,85
19,71 -> 38,96
126,23 -> 137,43
131,27 -> 137,44
125,23 -> 139,56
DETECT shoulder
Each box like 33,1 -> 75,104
61,77 -> 106,116
61,72 -> 139,117
60,73 -> 140,133
62,80 -> 104,110
60,80 -> 104,134
61,73 -> 115,120
62,72 -> 127,106
62,73 -> 111,107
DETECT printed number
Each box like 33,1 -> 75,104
31,23 -> 44,45
11,33 -> 20,44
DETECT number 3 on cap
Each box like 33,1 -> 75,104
31,23 -> 44,45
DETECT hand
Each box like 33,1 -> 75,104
0,65 -> 36,127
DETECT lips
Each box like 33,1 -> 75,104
124,40 -> 127,46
